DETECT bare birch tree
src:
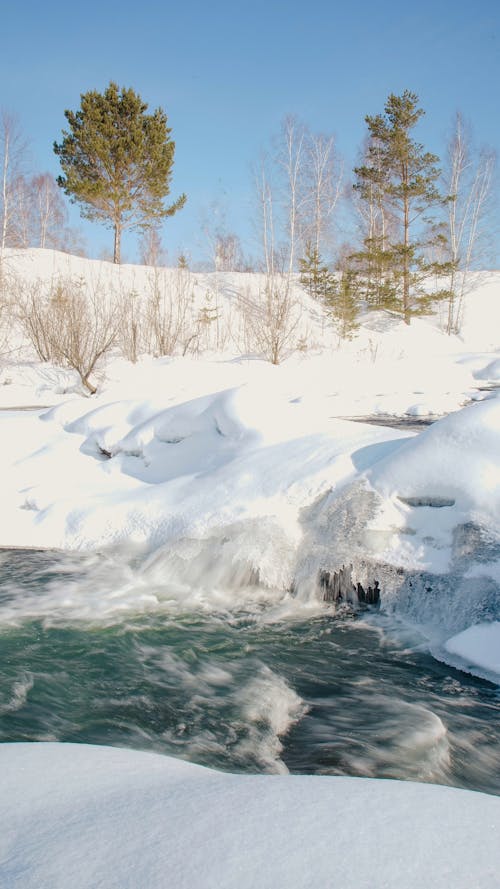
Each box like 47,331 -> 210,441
32,174 -> 68,248
0,112 -> 29,269
250,153 -> 302,362
443,113 -> 496,334
10,173 -> 69,249
300,130 -> 343,260
1,113 -> 27,249
277,115 -> 308,276
3,170 -> 84,255
139,225 -> 167,267
254,154 -> 277,277
257,119 -> 343,276
7,175 -> 32,247
249,119 -> 343,361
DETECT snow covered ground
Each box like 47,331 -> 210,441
1,742 -> 499,889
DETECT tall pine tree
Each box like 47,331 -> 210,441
353,90 -> 451,323
54,82 -> 186,263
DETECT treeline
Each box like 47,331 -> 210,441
255,92 -> 495,335
0,85 -> 497,341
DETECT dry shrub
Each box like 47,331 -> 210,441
18,276 -> 121,393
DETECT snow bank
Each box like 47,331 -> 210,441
444,621 -> 500,679
0,355 -> 499,678
458,272 -> 500,350
363,398 -> 500,573
0,359 -> 412,562
1,742 -> 499,889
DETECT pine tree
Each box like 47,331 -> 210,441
299,242 -> 336,301
349,238 -> 399,312
54,82 -> 186,263
353,90 -> 451,323
331,269 -> 360,340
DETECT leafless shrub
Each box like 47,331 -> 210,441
192,289 -> 220,353
239,273 -> 301,365
119,289 -> 144,363
0,259 -> 19,360
0,289 -> 14,361
18,277 -> 121,393
144,266 -> 199,356
17,280 -> 53,362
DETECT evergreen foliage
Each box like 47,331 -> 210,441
54,82 -> 186,263
353,90 -> 452,323
330,268 -> 360,340
299,241 -> 361,339
299,242 -> 336,301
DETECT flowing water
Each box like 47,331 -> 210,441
0,548 -> 499,795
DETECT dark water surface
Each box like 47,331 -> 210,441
0,549 -> 499,794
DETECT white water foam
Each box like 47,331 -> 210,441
315,692 -> 451,783
235,666 -> 308,773
0,516 -> 304,627
130,644 -> 307,774
0,673 -> 34,716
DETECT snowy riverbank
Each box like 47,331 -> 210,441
1,742 -> 499,889
1,351 -> 499,680
1,251 -> 500,680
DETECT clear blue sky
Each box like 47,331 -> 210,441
2,0 -> 499,265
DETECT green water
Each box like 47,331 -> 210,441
0,549 -> 499,793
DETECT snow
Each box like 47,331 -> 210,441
363,398 -> 500,573
0,250 -> 499,681
1,250 -> 500,883
1,742 -> 499,889
444,621 -> 500,677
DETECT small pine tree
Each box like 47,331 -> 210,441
330,269 -> 360,340
198,291 -> 219,326
299,242 -> 336,301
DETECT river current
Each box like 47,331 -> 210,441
0,547 -> 499,795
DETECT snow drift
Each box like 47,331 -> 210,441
1,742 -> 499,889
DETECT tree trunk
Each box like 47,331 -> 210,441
403,184 -> 410,325
113,221 -> 121,264
1,131 -> 9,251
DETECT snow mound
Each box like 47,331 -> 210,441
0,367 -> 410,568
444,621 -> 500,679
369,398 -> 500,515
361,398 -> 500,576
1,742 -> 499,889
